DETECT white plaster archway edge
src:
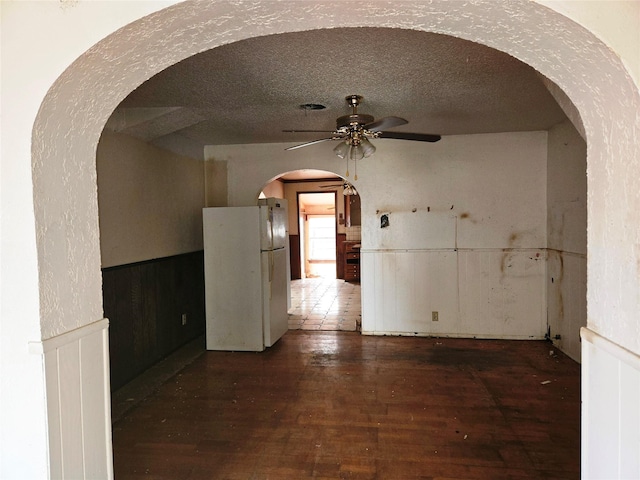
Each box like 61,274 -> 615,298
30,1 -> 640,477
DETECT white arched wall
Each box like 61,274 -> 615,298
34,0 -> 640,349
2,1 -> 638,478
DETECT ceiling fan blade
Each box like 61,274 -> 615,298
365,116 -> 408,132
283,129 -> 336,133
377,131 -> 441,142
285,138 -> 335,151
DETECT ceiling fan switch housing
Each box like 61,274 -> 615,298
346,94 -> 363,108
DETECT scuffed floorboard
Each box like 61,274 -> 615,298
112,331 -> 580,479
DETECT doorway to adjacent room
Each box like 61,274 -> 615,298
298,192 -> 337,279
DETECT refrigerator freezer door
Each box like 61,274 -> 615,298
259,205 -> 288,251
270,206 -> 288,250
259,206 -> 273,251
262,248 -> 289,347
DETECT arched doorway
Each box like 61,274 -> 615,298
259,170 -> 363,332
24,2 -> 640,477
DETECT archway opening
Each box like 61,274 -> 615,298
96,19 -> 587,471
260,170 -> 363,333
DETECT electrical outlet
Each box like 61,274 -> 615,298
432,311 -> 439,322
181,313 -> 188,326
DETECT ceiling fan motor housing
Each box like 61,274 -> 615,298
336,113 -> 375,129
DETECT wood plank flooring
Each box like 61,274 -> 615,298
112,332 -> 580,479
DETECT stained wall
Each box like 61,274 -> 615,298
209,131 -> 550,339
546,119 -> 587,361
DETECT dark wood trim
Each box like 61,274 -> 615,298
102,250 -> 204,272
336,233 -> 347,279
289,234 -> 301,280
281,177 -> 342,184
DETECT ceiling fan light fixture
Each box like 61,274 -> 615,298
343,183 -> 358,196
333,141 -> 350,159
361,137 -> 376,157
349,143 -> 365,161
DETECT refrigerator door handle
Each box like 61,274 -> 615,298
269,250 -> 274,298
270,210 -> 275,251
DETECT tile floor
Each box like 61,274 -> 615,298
288,278 -> 361,332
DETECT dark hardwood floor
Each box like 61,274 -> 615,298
112,332 -> 580,479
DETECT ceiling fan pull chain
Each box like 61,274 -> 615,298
345,155 -> 350,178
354,158 -> 358,181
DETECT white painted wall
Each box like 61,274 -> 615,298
261,179 -> 285,200
541,3 -> 640,476
212,132 -> 549,339
97,131 -> 205,268
1,2 -> 180,478
360,133 -> 548,250
547,120 -> 587,361
360,132 -> 548,338
538,0 -> 640,86
205,144 -> 349,229
204,156 -> 228,207
2,1 -> 639,478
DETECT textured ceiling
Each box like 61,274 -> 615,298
105,27 -> 566,160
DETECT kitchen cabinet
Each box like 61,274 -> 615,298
344,242 -> 360,282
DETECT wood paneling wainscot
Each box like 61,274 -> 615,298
103,251 -> 205,391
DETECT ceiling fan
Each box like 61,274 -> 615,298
319,181 -> 358,196
284,95 -> 441,175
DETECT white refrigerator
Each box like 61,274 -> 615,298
203,199 -> 289,351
